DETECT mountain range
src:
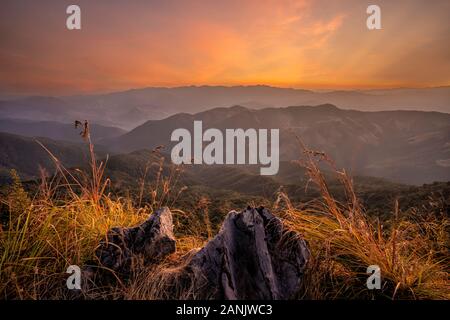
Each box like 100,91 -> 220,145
0,132 -> 106,181
0,92 -> 449,185
1,85 -> 449,130
102,104 -> 450,184
0,118 -> 125,143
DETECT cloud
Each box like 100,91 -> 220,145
0,0 -> 448,94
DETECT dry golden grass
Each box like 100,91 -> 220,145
0,125 -> 448,300
0,127 -> 150,299
273,140 -> 450,299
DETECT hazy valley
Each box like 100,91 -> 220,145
1,85 -> 449,129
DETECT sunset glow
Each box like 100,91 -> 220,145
1,0 -> 449,95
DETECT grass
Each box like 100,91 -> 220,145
274,140 -> 449,299
0,124 -> 448,300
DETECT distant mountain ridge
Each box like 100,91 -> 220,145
102,104 -> 450,185
0,119 -> 125,143
0,132 -> 106,181
1,85 -> 449,129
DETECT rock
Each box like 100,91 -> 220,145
181,206 -> 310,299
94,207 -> 176,277
84,206 -> 309,300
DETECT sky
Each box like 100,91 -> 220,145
0,0 -> 449,95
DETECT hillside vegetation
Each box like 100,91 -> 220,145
102,105 -> 450,184
0,130 -> 448,300
1,104 -> 449,185
0,132 -> 108,182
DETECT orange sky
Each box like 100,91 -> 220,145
0,0 -> 449,95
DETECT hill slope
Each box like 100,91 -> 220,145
103,149 -> 449,217
103,105 -> 450,184
0,132 -> 104,181
0,119 -> 125,143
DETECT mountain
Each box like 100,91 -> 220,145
103,104 -> 450,184
103,149 -> 449,216
104,149 -> 386,198
0,119 -> 125,143
0,132 -> 105,181
0,96 -> 75,122
1,85 -> 449,129
1,133 -> 446,216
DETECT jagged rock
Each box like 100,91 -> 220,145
180,206 -> 310,299
83,206 -> 309,300
94,207 -> 176,277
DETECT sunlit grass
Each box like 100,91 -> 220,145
0,125 -> 448,299
273,140 -> 450,299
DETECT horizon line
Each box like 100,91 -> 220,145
1,83 -> 450,99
